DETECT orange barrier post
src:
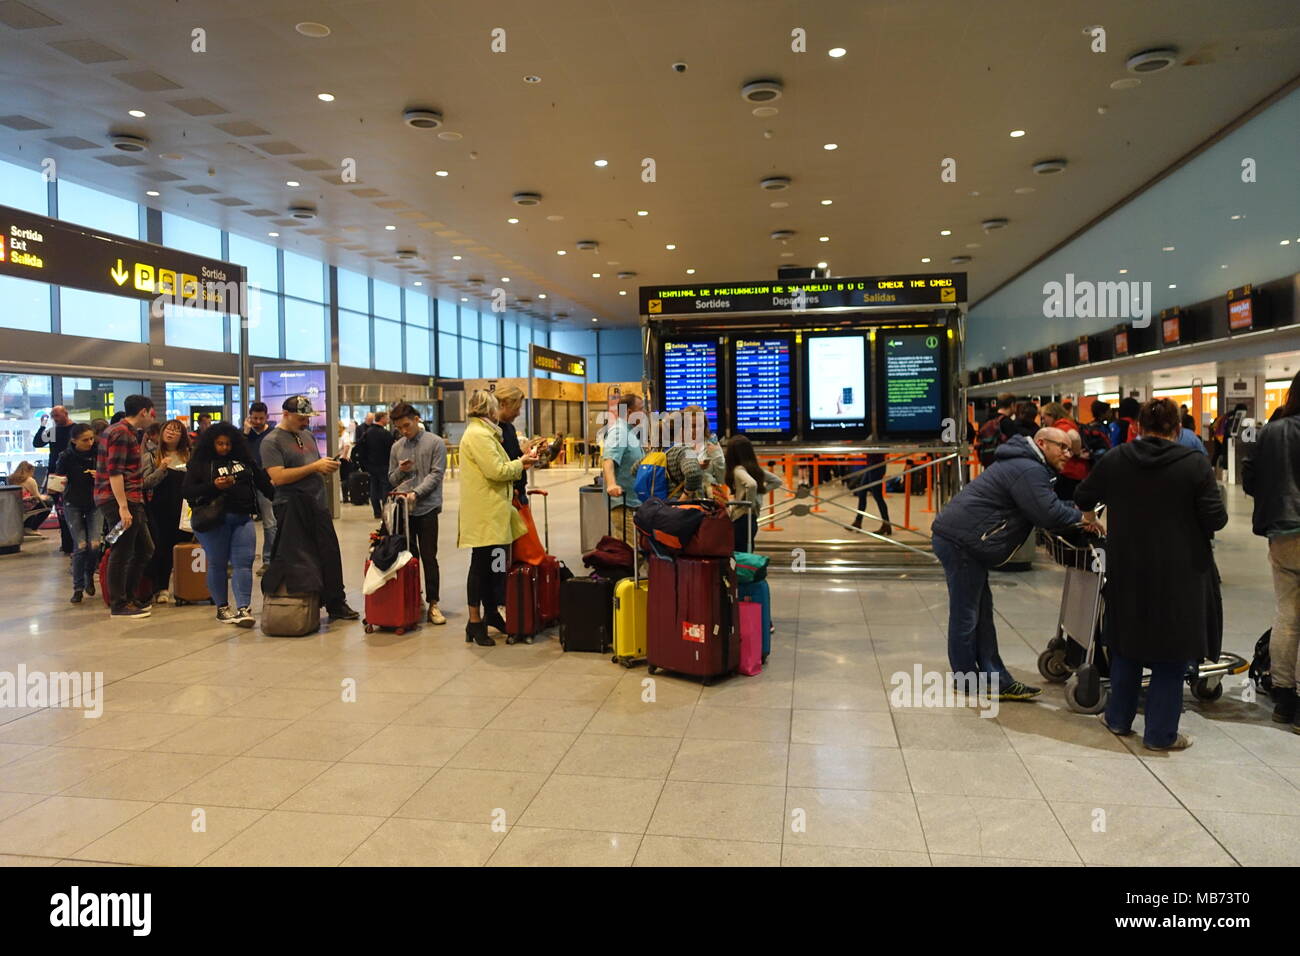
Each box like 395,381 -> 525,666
924,455 -> 935,514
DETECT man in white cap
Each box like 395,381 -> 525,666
260,395 -> 359,621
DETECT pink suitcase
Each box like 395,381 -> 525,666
738,600 -> 763,676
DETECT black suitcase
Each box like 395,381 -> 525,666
559,575 -> 615,653
347,470 -> 370,505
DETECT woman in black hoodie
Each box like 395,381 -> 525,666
183,423 -> 275,628
1075,398 -> 1227,752
54,423 -> 100,603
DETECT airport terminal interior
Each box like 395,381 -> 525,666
0,0 -> 1298,869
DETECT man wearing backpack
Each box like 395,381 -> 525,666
1041,402 -> 1091,501
976,395 -> 1015,468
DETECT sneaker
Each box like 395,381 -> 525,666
111,604 -> 149,619
235,606 -> 256,629
1097,714 -> 1134,737
84,578 -> 95,597
127,599 -> 152,614
1144,734 -> 1194,752
216,605 -> 240,625
155,589 -> 171,605
257,562 -> 269,576
70,590 -> 83,604
427,603 -> 446,625
327,603 -> 360,621
997,680 -> 1042,701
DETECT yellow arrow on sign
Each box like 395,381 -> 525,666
110,258 -> 129,285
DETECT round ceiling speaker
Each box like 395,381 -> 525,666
402,108 -> 443,130
109,133 -> 149,152
1126,47 -> 1179,73
467,277 -> 485,286
288,203 -> 317,220
1032,158 -> 1068,175
760,176 -> 791,191
980,218 -> 1009,232
295,21 -> 331,38
741,79 -> 783,103
950,255 -> 972,264
512,192 -> 542,206
616,271 -> 637,279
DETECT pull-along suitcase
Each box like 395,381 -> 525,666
505,562 -> 541,644
171,541 -> 211,606
525,489 -> 563,626
612,523 -> 648,667
560,575 -> 615,652
646,554 -> 738,686
363,496 -> 422,635
347,470 -> 370,506
738,599 -> 763,676
96,547 -> 152,608
262,587 -> 321,637
738,578 -> 772,663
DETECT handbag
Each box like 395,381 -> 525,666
189,462 -> 226,533
511,492 -> 547,566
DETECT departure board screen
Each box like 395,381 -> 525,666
732,335 -> 794,436
804,332 -> 870,437
661,338 -> 720,435
880,331 -> 945,435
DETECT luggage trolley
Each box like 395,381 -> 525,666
1037,529 -> 1249,713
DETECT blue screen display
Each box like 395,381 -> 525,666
734,336 -> 793,433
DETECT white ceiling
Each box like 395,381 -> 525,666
1,0 -> 1299,331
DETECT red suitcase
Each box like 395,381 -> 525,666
646,554 -> 738,685
505,563 -> 540,644
363,497 -> 422,635
537,555 -> 561,625
96,547 -> 152,608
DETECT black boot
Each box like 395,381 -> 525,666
1274,686 -> 1298,724
482,606 -> 508,634
465,621 -> 495,647
876,522 -> 893,537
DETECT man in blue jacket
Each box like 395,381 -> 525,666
931,428 -> 1100,700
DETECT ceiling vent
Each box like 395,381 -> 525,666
467,277 -> 485,286
288,203 -> 317,220
396,248 -> 418,259
770,229 -> 796,241
950,255 -> 972,265
515,296 -> 532,305
554,311 -> 569,320
575,240 -> 599,251
402,108 -> 443,130
1126,47 -> 1179,73
740,79 -> 783,103
980,218 -> 1008,233
760,176 -> 791,191
1032,158 -> 1068,175
616,271 -> 637,280
512,191 -> 542,206
109,132 -> 149,152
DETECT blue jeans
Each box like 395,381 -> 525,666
64,503 -> 101,590
196,512 -> 255,609
932,534 -> 1015,688
256,490 -> 277,562
1106,652 -> 1187,748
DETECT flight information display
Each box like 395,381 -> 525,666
732,335 -> 794,436
880,331 -> 945,435
804,332 -> 869,436
661,338 -> 720,435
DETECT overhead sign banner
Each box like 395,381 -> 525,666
531,344 -> 587,377
641,272 -> 967,317
0,202 -> 246,315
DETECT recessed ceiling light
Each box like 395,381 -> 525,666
607,261 -> 619,265
160,152 -> 183,160
507,217 -> 519,224
1168,284 -> 1177,289
619,290 -> 627,295
295,21 -> 331,37
1014,186 -> 1036,194
1221,264 -> 1228,269
317,92 -> 335,102
591,273 -> 600,278
820,199 -> 832,206
286,180 -> 299,187
145,189 -> 159,197
434,170 -> 449,177
556,250 -> 566,255
128,109 -> 146,118
751,106 -> 779,117
1118,268 -> 1128,274
1009,129 -> 1025,138
965,242 -> 981,249
414,281 -> 422,286
636,210 -> 648,216
1283,240 -> 1292,246
828,47 -> 846,58
385,225 -> 396,231
686,268 -> 695,275
921,257 -> 931,263
538,294 -> 546,299
1162,245 -> 1175,251
969,190 -> 980,197
460,297 -> 468,302
780,252 -> 794,257
523,74 -> 543,84
452,255 -> 461,261
1230,214 -> 1242,220
823,143 -> 838,150
591,317 -> 598,322
818,236 -> 829,242
437,131 -> 463,141
268,232 -> 279,238
593,159 -> 608,167
546,214 -> 564,222
816,261 -> 828,269
770,201 -> 789,209
666,244 -> 676,250
502,277 -> 511,282
940,229 -> 951,236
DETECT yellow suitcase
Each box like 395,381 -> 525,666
612,577 -> 648,667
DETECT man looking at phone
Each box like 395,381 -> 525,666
389,402 -> 447,625
261,395 -> 359,621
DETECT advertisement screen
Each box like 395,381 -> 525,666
804,333 -> 869,436
661,338 -> 720,436
1229,297 -> 1253,332
880,331 -> 945,435
257,367 -> 329,457
1078,340 -> 1090,363
1162,316 -> 1181,345
732,335 -> 794,436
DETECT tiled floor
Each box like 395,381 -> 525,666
0,469 -> 1295,866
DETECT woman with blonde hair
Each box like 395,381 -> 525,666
8,461 -> 52,535
458,388 -> 538,645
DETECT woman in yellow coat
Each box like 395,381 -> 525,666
459,389 -> 538,645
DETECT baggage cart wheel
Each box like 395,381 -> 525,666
1046,636 -> 1066,653
1037,648 -> 1071,683
1065,666 -> 1106,714
1191,677 -> 1223,702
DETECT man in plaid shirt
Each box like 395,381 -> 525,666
95,394 -> 158,618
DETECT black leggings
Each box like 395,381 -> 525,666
467,544 -> 508,611
853,485 -> 890,525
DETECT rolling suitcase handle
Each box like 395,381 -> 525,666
527,488 -> 549,552
726,499 -> 756,551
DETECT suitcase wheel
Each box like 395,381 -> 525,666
646,664 -> 657,675
761,655 -> 768,665
505,635 -> 517,645
523,635 -> 534,645
364,623 -> 375,634
395,627 -> 406,636
174,598 -> 185,607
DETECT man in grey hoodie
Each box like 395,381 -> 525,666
389,402 -> 447,625
931,428 -> 1099,700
